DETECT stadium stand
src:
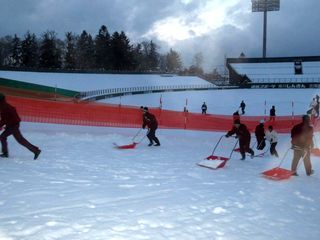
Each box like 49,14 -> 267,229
227,56 -> 320,88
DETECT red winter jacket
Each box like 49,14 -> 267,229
0,102 -> 21,128
227,123 -> 251,145
142,112 -> 158,129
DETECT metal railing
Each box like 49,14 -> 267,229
76,84 -> 237,101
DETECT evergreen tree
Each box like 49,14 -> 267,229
39,31 -> 62,69
64,32 -> 77,69
76,30 -> 95,69
132,43 -> 144,71
21,31 -> 38,68
166,49 -> 182,73
0,35 -> 13,66
110,31 -> 134,70
148,40 -> 159,71
11,34 -> 22,67
94,25 -> 111,69
139,40 -> 160,71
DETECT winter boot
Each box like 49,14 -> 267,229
148,142 -> 153,147
154,143 -> 161,146
0,152 -> 8,158
34,149 -> 41,160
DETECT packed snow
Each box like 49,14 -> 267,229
0,72 -> 320,240
0,71 -> 212,91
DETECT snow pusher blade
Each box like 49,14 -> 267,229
262,167 -> 294,180
113,142 -> 137,149
311,148 -> 320,156
261,148 -> 294,180
197,158 -> 227,170
198,135 -> 238,170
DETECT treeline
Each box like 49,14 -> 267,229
0,25 -> 184,73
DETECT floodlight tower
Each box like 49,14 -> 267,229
252,0 -> 280,58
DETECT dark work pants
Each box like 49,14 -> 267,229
270,142 -> 279,157
257,139 -> 266,150
0,124 -> 39,155
147,128 -> 160,145
239,140 -> 254,159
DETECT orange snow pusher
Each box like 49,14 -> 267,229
311,136 -> 320,156
261,148 -> 305,180
198,135 -> 238,170
113,129 -> 146,150
311,148 -> 320,156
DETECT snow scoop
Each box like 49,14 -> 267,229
262,148 -> 298,180
311,135 -> 320,156
198,135 -> 238,170
113,129 -> 146,149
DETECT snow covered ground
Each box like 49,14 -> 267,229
104,88 -> 319,116
0,123 -> 319,240
0,71 -> 211,91
0,72 -> 320,239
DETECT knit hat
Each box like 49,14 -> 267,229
302,114 -> 310,122
260,119 -> 265,124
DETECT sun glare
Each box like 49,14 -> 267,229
144,0 -> 244,46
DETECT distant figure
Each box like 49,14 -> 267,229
315,95 -> 319,118
290,115 -> 314,176
265,125 -> 279,157
201,102 -> 207,114
225,119 -> 254,160
0,93 -> 41,159
142,107 -> 161,147
309,98 -> 317,119
183,106 -> 188,112
240,100 -> 246,115
269,105 -> 276,122
255,119 -> 266,150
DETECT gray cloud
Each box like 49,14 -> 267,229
0,0 -> 319,71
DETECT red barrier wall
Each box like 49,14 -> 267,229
6,96 -> 319,133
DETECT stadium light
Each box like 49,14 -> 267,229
252,0 -> 280,58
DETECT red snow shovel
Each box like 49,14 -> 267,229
262,167 -> 294,181
261,148 -> 295,180
311,136 -> 320,156
113,129 -> 146,150
198,135 -> 238,170
311,148 -> 320,156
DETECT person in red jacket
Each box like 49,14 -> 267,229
226,119 -> 254,160
291,115 -> 314,176
142,107 -> 160,146
0,93 -> 41,159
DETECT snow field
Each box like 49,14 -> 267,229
0,123 -> 319,240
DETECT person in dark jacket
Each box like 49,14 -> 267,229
240,100 -> 246,115
290,115 -> 314,176
142,107 -> 160,146
201,102 -> 207,114
255,119 -> 266,150
0,93 -> 41,159
226,119 -> 254,160
269,106 -> 276,122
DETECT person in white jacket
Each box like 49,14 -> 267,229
265,125 -> 279,157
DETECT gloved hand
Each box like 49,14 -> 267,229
225,134 -> 229,138
235,135 -> 238,139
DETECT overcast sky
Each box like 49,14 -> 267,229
1,0 -> 319,71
